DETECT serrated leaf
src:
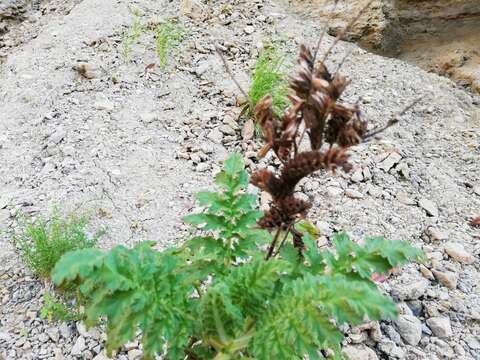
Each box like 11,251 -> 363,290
52,248 -> 105,285
182,214 -> 227,231
224,153 -> 244,177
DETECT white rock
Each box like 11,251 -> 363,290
426,227 -> 447,242
418,198 -> 438,217
342,345 -> 378,360
140,113 -> 159,123
351,169 -> 363,182
394,315 -> 422,346
393,278 -> 429,300
196,163 -> 209,172
426,317 -> 452,338
244,25 -> 255,34
326,186 -> 343,197
219,124 -> 235,135
378,152 -> 402,171
49,128 -> 66,144
444,242 -> 474,264
207,128 -> 223,144
70,336 -> 86,356
346,188 -> 364,199
128,349 -> 142,360
94,100 -> 114,111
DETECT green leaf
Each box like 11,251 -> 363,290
224,154 -> 244,177
182,214 -> 227,231
52,248 -> 105,285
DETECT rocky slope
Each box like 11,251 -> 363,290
1,0 -> 479,359
291,0 -> 480,93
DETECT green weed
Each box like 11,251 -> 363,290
121,7 -> 145,60
155,20 -> 183,69
40,291 -> 83,322
248,46 -> 290,116
13,212 -> 104,278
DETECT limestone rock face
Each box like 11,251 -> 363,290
291,0 -> 480,93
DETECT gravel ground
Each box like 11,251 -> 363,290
0,0 -> 479,359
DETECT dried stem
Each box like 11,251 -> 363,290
215,43 -> 250,103
273,225 -> 292,257
266,228 -> 282,260
363,97 -> 422,140
321,0 -> 374,63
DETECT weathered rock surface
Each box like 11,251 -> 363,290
291,0 -> 480,93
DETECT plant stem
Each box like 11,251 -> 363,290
266,228 -> 282,260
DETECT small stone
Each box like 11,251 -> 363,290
426,317 -> 452,338
432,269 -> 458,289
195,61 -> 210,76
59,323 -> 71,339
316,220 -> 332,236
92,352 -> 110,360
241,119 -> 254,140
419,264 -> 434,280
244,25 -> 255,34
140,113 -> 159,123
71,336 -> 86,356
196,163 -> 209,172
426,227 -> 447,242
393,278 -> 428,300
124,340 -> 139,351
219,124 -> 236,136
326,186 -> 343,197
128,349 -> 142,360
418,198 -> 439,217
345,189 -> 363,199
342,345 -> 378,360
46,327 -> 59,342
94,100 -> 114,112
378,339 -> 406,359
49,128 -> 66,144
351,169 -> 363,182
465,335 -> 480,349
444,242 -> 474,264
180,0 -> 204,17
207,128 -> 223,144
378,152 -> 402,171
73,62 -> 99,79
473,185 -> 480,196
394,315 -> 422,346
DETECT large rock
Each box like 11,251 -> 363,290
291,0 -> 480,93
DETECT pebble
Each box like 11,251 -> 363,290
393,278 -> 428,300
426,227 -> 447,242
432,269 -> 458,289
140,113 -> 159,123
326,186 -> 343,197
342,345 -> 378,360
418,198 -> 439,217
70,336 -> 86,356
207,128 -> 223,144
378,152 -> 402,171
350,169 -> 363,182
426,316 -> 452,338
378,339 -> 406,359
443,242 -> 474,264
244,25 -> 255,34
196,163 -> 209,172
394,314 -> 422,346
345,188 -> 364,199
49,128 -> 66,144
94,100 -> 114,112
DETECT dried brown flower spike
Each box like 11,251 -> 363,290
250,38 -> 418,258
